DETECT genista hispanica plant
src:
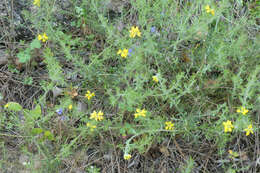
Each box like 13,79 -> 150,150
0,0 -> 259,172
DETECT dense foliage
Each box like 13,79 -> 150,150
0,0 -> 259,172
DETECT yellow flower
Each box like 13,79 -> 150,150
205,5 -> 211,13
86,122 -> 97,131
37,34 -> 42,41
33,0 -> 40,7
134,108 -> 147,118
228,150 -> 233,155
117,49 -> 128,58
129,26 -> 141,38
210,9 -> 215,16
68,104 -> 73,110
37,33 -> 48,42
236,106 -> 249,115
4,103 -> 9,109
42,33 -> 48,42
223,120 -> 234,133
124,154 -> 131,160
165,121 -> 174,130
90,111 -> 104,121
121,49 -> 128,58
244,124 -> 253,136
152,76 -> 159,83
205,5 -> 215,16
85,90 -> 95,100
117,49 -> 122,55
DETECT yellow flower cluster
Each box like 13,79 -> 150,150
85,90 -> 95,100
244,124 -> 253,136
129,26 -> 141,38
205,5 -> 215,16
223,120 -> 234,133
116,26 -> 141,58
86,122 -> 97,131
90,110 -> 104,121
33,0 -> 40,7
134,108 -> 147,118
117,49 -> 128,58
236,106 -> 249,115
165,121 -> 174,130
68,104 -> 73,110
4,103 -> 9,108
37,33 -> 48,42
152,76 -> 159,83
124,154 -> 131,160
222,118 -> 253,136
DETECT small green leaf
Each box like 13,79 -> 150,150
31,128 -> 43,135
129,128 -> 137,135
23,109 -> 34,125
119,128 -> 125,135
17,49 -> 31,63
30,104 -> 42,120
6,102 -> 23,111
30,39 -> 41,50
44,130 -> 54,141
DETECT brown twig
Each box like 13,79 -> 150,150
173,138 -> 186,160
